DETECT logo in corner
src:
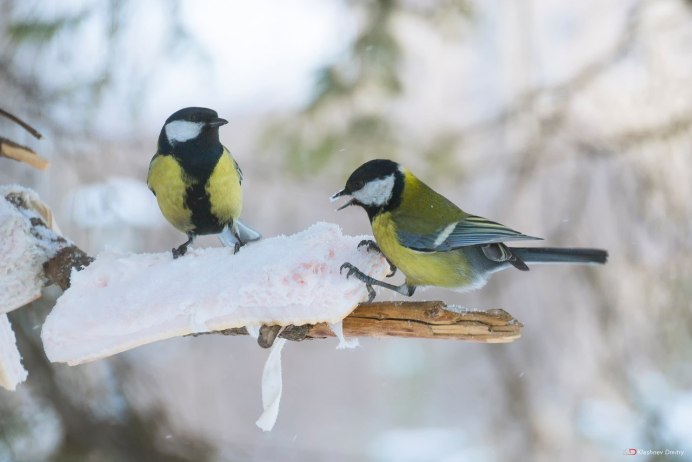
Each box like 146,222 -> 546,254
624,448 -> 638,456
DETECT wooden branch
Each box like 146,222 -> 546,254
0,137 -> 50,170
196,301 -> 523,345
314,302 -> 521,342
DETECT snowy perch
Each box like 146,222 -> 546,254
42,223 -> 392,365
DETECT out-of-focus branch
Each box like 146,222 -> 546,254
0,107 -> 43,139
0,108 -> 48,169
0,137 -> 49,170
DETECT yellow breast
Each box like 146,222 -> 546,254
371,212 -> 474,288
147,154 -> 193,233
207,149 -> 242,224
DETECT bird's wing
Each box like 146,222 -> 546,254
396,214 -> 542,252
221,145 -> 243,185
234,159 -> 243,184
146,153 -> 161,194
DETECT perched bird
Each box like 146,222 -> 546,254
331,159 -> 607,302
147,107 -> 260,258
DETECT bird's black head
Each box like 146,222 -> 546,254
157,107 -> 228,153
331,159 -> 404,219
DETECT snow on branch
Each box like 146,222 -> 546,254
41,222 -> 393,365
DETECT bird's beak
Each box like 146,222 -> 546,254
208,117 -> 228,128
330,189 -> 355,211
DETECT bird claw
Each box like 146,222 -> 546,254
358,239 -> 380,253
385,264 -> 397,278
365,284 -> 376,303
172,245 -> 187,259
340,262 -> 357,279
340,263 -> 377,303
357,240 -> 397,277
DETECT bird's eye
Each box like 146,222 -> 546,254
353,180 -> 364,190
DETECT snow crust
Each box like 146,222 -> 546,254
0,185 -> 62,315
0,314 -> 28,391
42,222 -> 389,365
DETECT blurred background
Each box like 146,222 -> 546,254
1,0 -> 692,460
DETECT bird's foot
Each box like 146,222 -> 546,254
172,244 -> 188,259
340,262 -> 377,303
358,239 -> 380,253
340,262 -> 415,301
172,235 -> 194,259
357,240 -> 397,277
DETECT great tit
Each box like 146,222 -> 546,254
147,107 -> 260,258
332,159 -> 607,302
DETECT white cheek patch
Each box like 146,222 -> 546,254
352,174 -> 395,207
165,120 -> 204,145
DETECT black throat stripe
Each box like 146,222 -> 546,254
175,140 -> 227,236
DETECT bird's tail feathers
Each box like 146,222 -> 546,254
512,247 -> 608,265
218,220 -> 262,248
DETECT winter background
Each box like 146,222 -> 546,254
1,0 -> 692,461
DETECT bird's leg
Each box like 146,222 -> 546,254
172,235 -> 195,259
232,228 -> 244,254
340,262 -> 415,303
357,239 -> 397,277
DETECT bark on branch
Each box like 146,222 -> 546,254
193,302 -> 522,345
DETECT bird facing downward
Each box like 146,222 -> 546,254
147,107 -> 259,258
332,159 -> 607,302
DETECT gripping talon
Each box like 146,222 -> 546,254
358,239 -> 381,253
365,284 -> 376,303
385,261 -> 397,278
340,262 -> 353,277
357,240 -> 397,277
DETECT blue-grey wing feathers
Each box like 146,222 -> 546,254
398,215 -> 541,252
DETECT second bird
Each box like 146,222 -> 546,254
148,107 -> 259,258
332,159 -> 607,302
